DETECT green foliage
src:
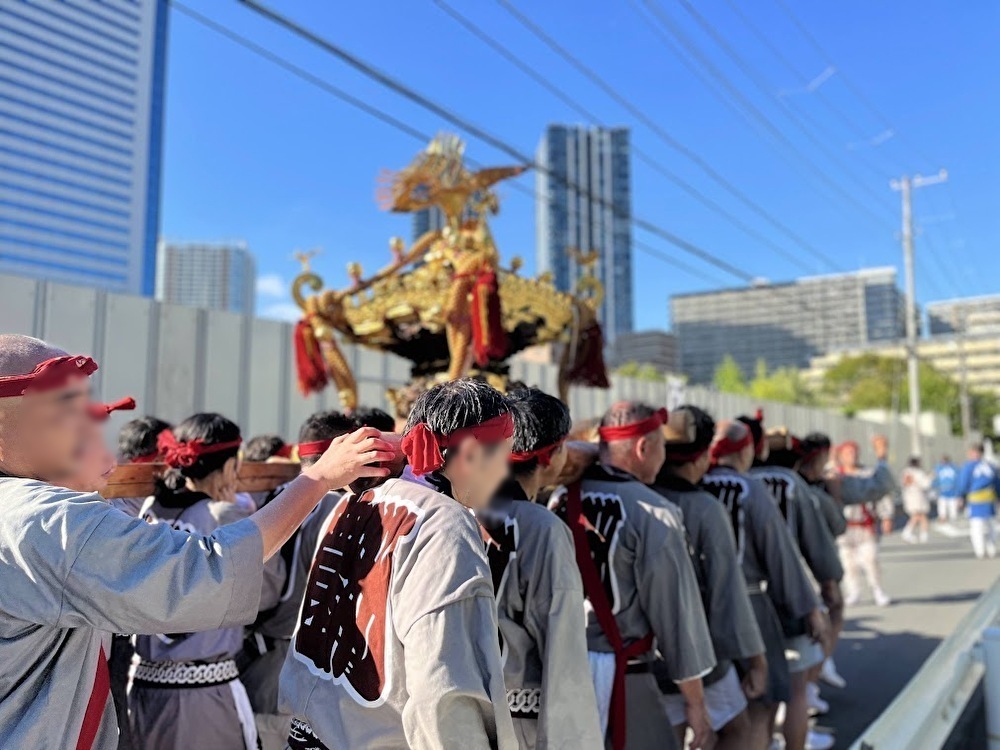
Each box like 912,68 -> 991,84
749,359 -> 816,405
615,361 -> 664,382
822,353 -> 1000,435
713,355 -> 747,394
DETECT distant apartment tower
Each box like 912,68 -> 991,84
536,125 -> 633,342
671,267 -> 906,383
156,241 -> 256,314
0,0 -> 169,295
927,295 -> 1000,336
611,330 -> 678,372
412,207 -> 446,242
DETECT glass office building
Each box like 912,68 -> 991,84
536,125 -> 633,342
0,0 -> 169,295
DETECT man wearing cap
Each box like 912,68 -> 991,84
548,400 -> 715,750
0,334 -> 395,750
479,387 -> 602,749
702,419 -> 824,750
652,406 -> 765,750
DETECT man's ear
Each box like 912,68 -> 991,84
634,435 -> 648,462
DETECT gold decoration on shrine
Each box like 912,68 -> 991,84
292,134 -> 609,409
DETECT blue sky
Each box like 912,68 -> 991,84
160,0 -> 999,330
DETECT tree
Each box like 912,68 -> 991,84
821,353 -> 1000,435
615,361 -> 664,382
713,355 -> 747,394
749,359 -> 816,405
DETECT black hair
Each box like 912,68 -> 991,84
154,413 -> 241,502
245,434 -> 285,462
354,407 -> 395,433
298,410 -> 358,467
736,415 -> 763,453
118,416 -> 171,462
660,404 -> 715,475
942,454 -> 952,464
506,387 -> 571,477
908,455 -> 922,468
404,378 -> 510,467
801,433 -> 832,456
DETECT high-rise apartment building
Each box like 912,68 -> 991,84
0,0 -> 169,295
927,295 -> 1000,336
536,125 -> 633,342
156,241 -> 256,314
671,267 -> 906,383
610,330 -> 678,372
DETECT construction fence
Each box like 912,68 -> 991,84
0,273 -> 965,466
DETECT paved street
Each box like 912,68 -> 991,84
818,521 -> 1000,747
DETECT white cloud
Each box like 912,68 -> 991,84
256,273 -> 286,299
259,302 -> 302,322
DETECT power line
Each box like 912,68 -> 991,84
636,0 -> 893,227
721,0 -> 903,175
771,0 -> 939,169
170,0 -> 744,289
489,0 -> 845,272
672,0 -> 897,204
236,0 -> 757,282
429,0 -> 821,273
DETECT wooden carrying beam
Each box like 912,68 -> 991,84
101,461 -> 301,499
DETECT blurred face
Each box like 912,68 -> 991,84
0,377 -> 91,481
839,445 -> 859,470
60,420 -> 117,493
537,441 -> 569,487
445,435 -> 514,510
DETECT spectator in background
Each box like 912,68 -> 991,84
956,443 -> 1000,559
900,457 -> 932,544
933,455 -> 961,523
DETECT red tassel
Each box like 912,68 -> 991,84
400,423 -> 446,475
294,319 -> 329,396
470,270 -> 508,367
566,321 -> 610,388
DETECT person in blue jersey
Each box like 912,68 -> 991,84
955,443 -> 1000,559
933,455 -> 961,523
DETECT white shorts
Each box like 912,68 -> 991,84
662,665 -> 748,731
784,635 -> 824,673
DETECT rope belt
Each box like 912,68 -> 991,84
507,688 -> 541,719
133,658 -> 239,688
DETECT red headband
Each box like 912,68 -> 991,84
598,407 -> 668,443
297,439 -> 333,459
274,444 -> 295,459
157,430 -> 243,468
0,355 -> 98,398
510,439 -> 565,467
89,396 -> 136,422
710,429 -> 754,461
402,411 -> 514,476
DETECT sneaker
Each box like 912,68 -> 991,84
806,729 -> 835,750
819,658 -> 847,689
844,589 -> 861,607
806,682 -> 829,715
918,532 -> 929,543
901,531 -> 916,544
874,589 -> 892,607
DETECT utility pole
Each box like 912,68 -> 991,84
955,307 -> 973,439
890,169 -> 948,458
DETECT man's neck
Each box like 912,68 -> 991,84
515,473 -> 540,502
670,463 -> 703,485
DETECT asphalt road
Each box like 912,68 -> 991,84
817,520 -> 999,748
